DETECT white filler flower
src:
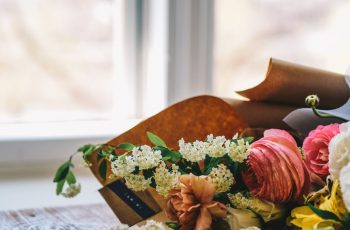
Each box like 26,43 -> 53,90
154,162 -> 180,197
207,134 -> 227,158
111,155 -> 136,178
225,138 -> 250,163
133,145 -> 162,170
179,138 -> 208,162
124,174 -> 151,191
209,164 -> 235,193
61,183 -> 81,198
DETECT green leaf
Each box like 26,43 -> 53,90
99,160 -> 107,180
165,221 -> 179,230
56,179 -> 65,195
53,161 -> 71,182
79,144 -> 98,161
244,137 -> 254,144
118,143 -> 135,152
204,157 -> 222,175
308,203 -> 342,223
66,171 -> 76,185
343,213 -> 350,229
146,131 -> 167,147
155,146 -> 181,163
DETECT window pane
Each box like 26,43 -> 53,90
214,0 -> 350,97
0,0 -> 113,123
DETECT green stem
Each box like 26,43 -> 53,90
311,106 -> 347,121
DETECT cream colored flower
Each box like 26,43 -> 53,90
133,145 -> 162,170
124,174 -> 151,191
110,224 -> 129,230
207,134 -> 227,158
328,131 -> 350,180
178,138 -> 208,162
140,220 -> 166,230
225,139 -> 250,163
154,162 -> 180,197
61,183 -> 81,198
209,164 -> 235,193
225,207 -> 262,230
111,155 -> 136,178
228,193 -> 285,223
228,193 -> 252,209
340,163 -> 350,211
250,197 -> 285,223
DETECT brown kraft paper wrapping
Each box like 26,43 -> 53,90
88,95 -> 249,187
88,95 -> 249,226
237,58 -> 350,109
223,98 -> 297,129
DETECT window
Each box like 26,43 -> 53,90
0,0 -> 114,123
0,0 -> 214,165
214,0 -> 350,98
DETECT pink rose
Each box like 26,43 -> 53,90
303,124 -> 340,178
242,129 -> 310,203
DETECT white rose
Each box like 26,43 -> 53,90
226,208 -> 262,230
340,121 -> 350,133
340,163 -> 350,211
328,131 -> 350,180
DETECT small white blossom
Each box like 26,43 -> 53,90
110,223 -> 129,230
140,220 -> 166,230
124,174 -> 151,191
207,134 -> 227,158
154,162 -> 180,197
225,139 -> 250,163
111,155 -> 136,178
133,145 -> 162,170
209,164 -> 235,193
228,192 -> 252,209
61,183 -> 81,198
179,138 -> 208,162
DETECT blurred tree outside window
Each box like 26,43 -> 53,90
0,0 -> 113,123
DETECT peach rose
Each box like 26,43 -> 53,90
303,124 -> 340,178
165,174 -> 227,230
242,129 -> 311,203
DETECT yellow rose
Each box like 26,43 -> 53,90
225,207 -> 262,230
250,197 -> 286,223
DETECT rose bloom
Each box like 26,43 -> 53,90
225,208 -> 261,230
242,129 -> 311,203
165,174 -> 227,230
303,124 -> 340,178
340,163 -> 350,211
328,123 -> 350,180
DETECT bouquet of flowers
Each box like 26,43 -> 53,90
53,93 -> 350,230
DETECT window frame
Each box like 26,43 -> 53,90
0,0 -> 214,167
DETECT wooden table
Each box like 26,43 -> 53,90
0,204 -> 120,230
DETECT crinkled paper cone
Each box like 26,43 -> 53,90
238,58 -> 349,109
223,98 -> 297,129
89,95 -> 249,226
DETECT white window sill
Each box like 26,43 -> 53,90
0,119 -> 141,168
